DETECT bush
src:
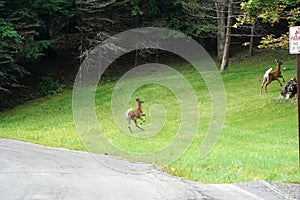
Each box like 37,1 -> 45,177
37,73 -> 65,97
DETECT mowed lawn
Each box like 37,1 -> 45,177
0,50 -> 299,183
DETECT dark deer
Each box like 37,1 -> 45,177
260,59 -> 285,94
125,98 -> 146,133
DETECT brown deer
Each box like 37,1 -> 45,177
125,98 -> 146,133
260,59 -> 285,94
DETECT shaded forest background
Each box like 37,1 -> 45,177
0,0 -> 299,109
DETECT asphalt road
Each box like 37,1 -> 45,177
0,139 -> 297,200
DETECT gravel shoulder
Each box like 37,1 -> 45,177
235,181 -> 300,200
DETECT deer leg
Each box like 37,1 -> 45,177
127,118 -> 133,133
280,75 -> 285,82
136,117 -> 143,125
261,82 -> 266,94
141,113 -> 146,122
137,114 -> 146,125
276,79 -> 283,86
134,119 -> 144,131
260,78 -> 267,94
138,117 -> 144,125
264,82 -> 270,93
260,84 -> 264,94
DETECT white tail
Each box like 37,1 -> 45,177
125,108 -> 133,119
263,68 -> 272,79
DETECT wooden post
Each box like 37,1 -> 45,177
297,54 -> 300,165
289,26 -> 300,165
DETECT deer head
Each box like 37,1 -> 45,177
275,59 -> 282,66
135,98 -> 144,104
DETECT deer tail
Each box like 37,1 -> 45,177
125,108 -> 133,119
263,68 -> 272,80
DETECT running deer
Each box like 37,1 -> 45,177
260,59 -> 285,94
125,98 -> 146,133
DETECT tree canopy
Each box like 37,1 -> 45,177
239,0 -> 300,49
0,0 -> 77,92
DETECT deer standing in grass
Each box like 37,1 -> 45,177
125,98 -> 146,133
260,59 -> 285,94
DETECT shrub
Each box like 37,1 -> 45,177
37,73 -> 65,97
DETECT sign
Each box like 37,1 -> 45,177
289,26 -> 300,54
290,26 -> 300,165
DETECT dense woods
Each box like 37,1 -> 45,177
0,0 -> 299,109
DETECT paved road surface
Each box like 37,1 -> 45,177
0,139 -> 297,200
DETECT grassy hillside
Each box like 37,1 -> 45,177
0,49 -> 299,183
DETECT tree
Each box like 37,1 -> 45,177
172,0 -> 243,70
239,0 -> 300,49
220,0 -> 232,71
215,0 -> 227,60
0,1 -> 27,93
76,0 -> 221,66
0,0 -> 78,93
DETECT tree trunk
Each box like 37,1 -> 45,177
215,0 -> 227,60
220,0 -> 232,71
249,24 -> 255,56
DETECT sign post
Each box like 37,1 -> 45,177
289,26 -> 300,165
297,54 -> 300,166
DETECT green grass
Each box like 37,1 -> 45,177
0,49 -> 299,183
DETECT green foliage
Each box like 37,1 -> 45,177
177,0 -> 217,37
0,0 -> 78,93
0,18 -> 26,92
20,40 -> 52,62
241,0 -> 298,23
239,0 -> 300,49
165,0 -> 217,37
258,34 -> 289,50
0,19 -> 23,62
130,0 -> 217,38
37,73 -> 65,97
131,5 -> 144,16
